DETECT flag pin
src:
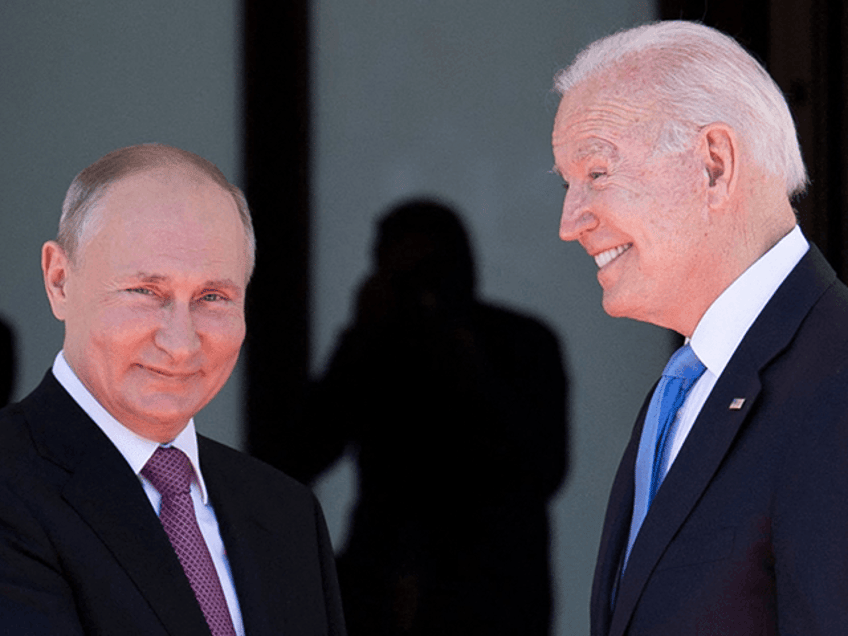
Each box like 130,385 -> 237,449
729,398 -> 745,410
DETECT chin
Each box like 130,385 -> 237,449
601,282 -> 658,321
130,395 -> 198,427
601,293 -> 630,319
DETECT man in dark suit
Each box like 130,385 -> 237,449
0,144 -> 346,635
552,21 -> 848,635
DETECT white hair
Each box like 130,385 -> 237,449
553,21 -> 807,197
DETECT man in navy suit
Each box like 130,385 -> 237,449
552,21 -> 848,635
0,144 -> 346,635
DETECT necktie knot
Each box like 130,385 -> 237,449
662,343 -> 706,384
141,446 -> 194,498
651,345 -> 706,487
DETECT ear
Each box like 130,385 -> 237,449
42,241 -> 72,321
698,123 -> 738,210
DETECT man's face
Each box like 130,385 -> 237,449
45,168 -> 248,442
552,78 -> 711,334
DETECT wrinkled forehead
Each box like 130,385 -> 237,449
558,65 -> 675,150
558,63 -> 664,123
553,87 -> 662,157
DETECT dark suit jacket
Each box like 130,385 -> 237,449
592,245 -> 848,635
0,371 -> 346,636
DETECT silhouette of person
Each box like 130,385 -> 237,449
292,198 -> 568,635
0,317 -> 15,409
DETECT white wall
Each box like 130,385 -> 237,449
310,2 -> 674,634
0,0 -> 244,449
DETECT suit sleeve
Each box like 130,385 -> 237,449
773,388 -> 848,634
0,480 -> 85,636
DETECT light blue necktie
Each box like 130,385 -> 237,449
622,344 -> 706,571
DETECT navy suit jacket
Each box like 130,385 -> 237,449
0,371 -> 346,636
592,245 -> 848,635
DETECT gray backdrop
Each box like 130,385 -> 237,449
1,1 -> 672,633
0,0 -> 244,448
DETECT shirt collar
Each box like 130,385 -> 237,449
689,225 -> 809,377
52,351 -> 209,504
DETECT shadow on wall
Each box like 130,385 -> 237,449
0,317 -> 15,409
280,198 -> 570,636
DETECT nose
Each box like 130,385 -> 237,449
558,187 -> 598,242
155,302 -> 201,361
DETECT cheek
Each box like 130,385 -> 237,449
199,314 -> 246,361
654,153 -> 704,205
72,306 -> 145,357
96,308 -> 156,350
598,168 -> 657,217
636,168 -> 703,244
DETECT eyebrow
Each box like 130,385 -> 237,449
200,279 -> 243,293
573,139 -> 619,162
551,138 -> 620,180
126,273 -> 243,292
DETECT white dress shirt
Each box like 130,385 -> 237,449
663,225 -> 809,475
52,352 -> 246,636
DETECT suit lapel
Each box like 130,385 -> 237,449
590,395 -> 647,636
201,437 -> 339,636
605,246 -> 837,636
201,448 -> 267,634
200,438 -> 295,636
24,373 -> 211,636
609,364 -> 761,635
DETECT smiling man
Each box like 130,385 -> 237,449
0,144 -> 345,636
552,22 -> 848,636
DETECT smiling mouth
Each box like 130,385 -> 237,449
594,244 -> 632,269
140,365 -> 198,380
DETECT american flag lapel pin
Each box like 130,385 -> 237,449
729,398 -> 745,410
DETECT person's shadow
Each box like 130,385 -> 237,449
290,199 -> 568,635
0,317 -> 15,409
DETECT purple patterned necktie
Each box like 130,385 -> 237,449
141,446 -> 237,636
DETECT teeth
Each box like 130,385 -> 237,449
594,244 -> 631,268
